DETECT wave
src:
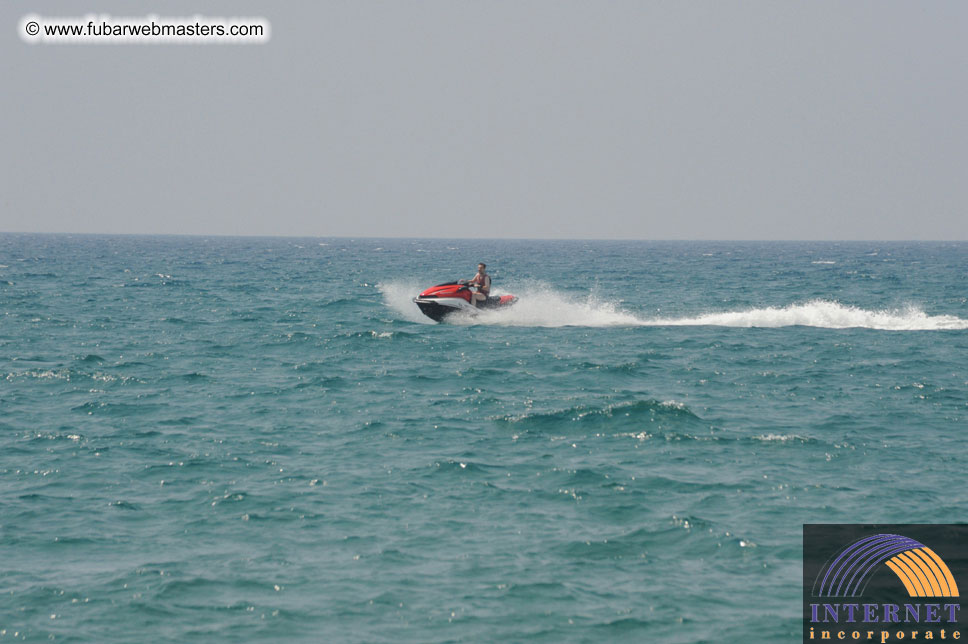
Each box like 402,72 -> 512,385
501,399 -> 702,428
380,280 -> 968,330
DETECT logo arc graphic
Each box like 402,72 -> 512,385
814,533 -> 960,598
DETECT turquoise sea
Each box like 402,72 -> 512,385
2,235 -> 966,643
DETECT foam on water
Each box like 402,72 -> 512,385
652,300 -> 968,331
382,281 -> 968,330
470,283 -> 644,328
377,281 -> 435,324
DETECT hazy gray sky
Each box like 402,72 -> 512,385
2,1 -> 966,239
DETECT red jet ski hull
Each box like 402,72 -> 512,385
413,282 -> 516,322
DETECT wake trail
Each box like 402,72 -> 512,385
653,300 -> 968,331
378,282 -> 968,331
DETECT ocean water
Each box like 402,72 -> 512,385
1,235 -> 966,643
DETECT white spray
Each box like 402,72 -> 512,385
378,282 -> 968,331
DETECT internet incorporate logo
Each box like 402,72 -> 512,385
803,525 -> 965,644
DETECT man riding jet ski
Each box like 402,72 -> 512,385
413,263 -> 517,322
467,263 -> 491,308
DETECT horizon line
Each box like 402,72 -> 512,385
1,231 -> 965,243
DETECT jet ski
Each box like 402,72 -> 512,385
413,280 -> 517,322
